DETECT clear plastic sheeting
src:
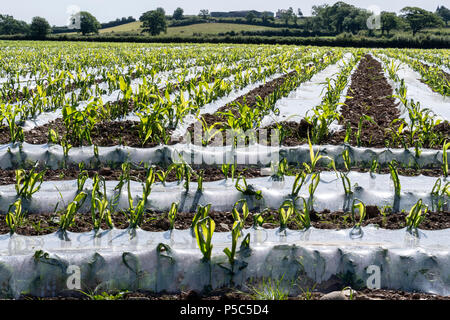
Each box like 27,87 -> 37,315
260,53 -> 354,127
171,72 -> 287,140
377,54 -> 450,121
0,143 -> 446,170
0,172 -> 446,214
0,225 -> 449,298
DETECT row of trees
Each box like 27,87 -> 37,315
305,3 -> 447,36
1,3 -> 449,38
139,4 -> 449,37
0,11 -> 102,37
0,15 -> 51,38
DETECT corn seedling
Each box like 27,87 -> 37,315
126,169 -> 147,229
5,199 -> 24,234
232,199 -> 250,233
92,177 -> 113,231
15,166 -> 46,199
194,216 -> 215,262
197,116 -> 223,146
405,199 -> 428,231
342,149 -> 351,171
197,170 -> 204,192
156,164 -> 175,186
4,107 -> 24,143
223,224 -> 251,272
114,162 -> 130,194
388,161 -> 401,197
370,159 -> 379,177
290,171 -> 307,198
221,164 -> 230,181
351,199 -> 366,228
76,166 -> 89,193
235,176 -> 263,200
278,199 -> 295,230
294,197 -> 311,230
142,167 -> 156,203
344,122 -> 352,143
127,198 -> 146,229
59,192 -> 87,231
253,211 -> 265,229
303,134 -> 323,174
340,172 -> 353,196
431,178 -> 449,212
192,204 -> 211,230
443,140 -> 449,177
308,172 -> 320,204
270,158 -> 289,182
167,202 -> 179,230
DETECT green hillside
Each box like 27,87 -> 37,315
99,22 -> 277,36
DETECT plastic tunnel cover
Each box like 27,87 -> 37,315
0,172 -> 447,214
0,143 -> 447,169
0,225 -> 449,297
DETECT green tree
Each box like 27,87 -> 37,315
262,12 -> 274,24
156,7 -> 166,16
401,7 -> 444,36
280,8 -> 294,25
80,11 -> 101,35
30,16 -> 51,38
311,2 -> 369,34
173,7 -> 184,20
436,6 -> 450,26
381,12 -> 399,35
199,9 -> 210,20
140,10 -> 167,36
246,12 -> 256,23
0,15 -> 29,35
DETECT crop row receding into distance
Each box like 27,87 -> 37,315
0,41 -> 448,299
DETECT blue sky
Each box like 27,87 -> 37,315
1,0 -> 444,26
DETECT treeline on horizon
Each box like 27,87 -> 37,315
0,1 -> 449,47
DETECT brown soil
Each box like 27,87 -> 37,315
0,166 -> 265,186
17,287 -> 450,300
184,71 -> 298,137
259,54 -> 449,149
14,119 -> 168,147
1,207 -> 449,236
0,74 -> 213,146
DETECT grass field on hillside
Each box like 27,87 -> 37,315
99,22 -> 277,36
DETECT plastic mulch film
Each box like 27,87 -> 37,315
1,173 -> 447,214
0,226 -> 449,298
0,143 -> 447,170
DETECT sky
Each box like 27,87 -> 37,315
0,0 -> 444,26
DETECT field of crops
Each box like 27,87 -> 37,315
0,41 -> 449,300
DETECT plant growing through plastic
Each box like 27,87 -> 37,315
294,197 -> 311,230
191,204 -> 211,231
290,171 -> 306,198
388,161 -> 401,197
15,166 -> 46,200
278,199 -> 295,231
167,202 -> 179,230
405,199 -> 428,232
5,199 -> 24,234
59,192 -> 87,231
194,216 -> 216,261
235,176 -> 263,200
351,199 -> 367,228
